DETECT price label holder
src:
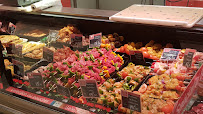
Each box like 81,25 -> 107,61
48,30 -> 59,42
71,34 -> 83,48
121,90 -> 141,112
89,33 -> 102,48
43,47 -> 54,62
79,79 -> 100,98
12,59 -> 24,77
183,48 -> 196,68
161,48 -> 181,61
57,84 -> 71,97
7,22 -> 16,35
28,73 -> 44,88
14,44 -> 23,57
129,50 -> 145,65
0,21 -> 2,28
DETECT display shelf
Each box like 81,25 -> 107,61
0,5 -> 203,114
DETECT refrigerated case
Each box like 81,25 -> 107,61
0,5 -> 203,114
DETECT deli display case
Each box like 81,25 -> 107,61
0,5 -> 203,114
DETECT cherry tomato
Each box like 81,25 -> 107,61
161,104 -> 174,114
143,51 -> 150,58
120,46 -> 125,53
122,72 -> 128,79
124,44 -> 128,49
176,85 -> 181,91
179,81 -> 184,86
125,49 -> 130,55
176,75 -> 185,81
141,47 -> 148,52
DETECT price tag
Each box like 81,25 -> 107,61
28,73 -> 44,88
14,44 -> 23,57
57,84 -> 71,97
52,101 -> 63,108
7,22 -> 16,35
89,33 -> 102,48
161,48 -> 181,61
12,59 -> 24,77
183,48 -> 196,68
79,79 -> 100,98
43,47 -> 54,62
121,90 -> 141,112
48,30 -> 59,42
129,50 -> 145,65
71,34 -> 83,47
6,43 -> 14,54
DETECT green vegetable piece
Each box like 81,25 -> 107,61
81,75 -> 84,79
100,97 -> 107,105
84,57 -> 88,61
88,66 -> 93,70
144,66 -> 150,69
99,89 -> 104,94
130,70 -> 133,74
117,73 -> 122,77
108,102 -> 114,108
62,62 -> 68,65
97,66 -> 101,69
69,70 -> 74,77
111,93 -> 116,97
99,72 -> 103,76
123,83 -> 130,90
115,98 -> 119,103
56,68 -> 63,74
75,72 -> 79,80
107,87 -> 114,91
134,78 -> 139,82
49,72 -> 55,76
147,106 -> 149,110
86,52 -> 89,55
98,51 -> 103,56
68,64 -> 72,68
126,77 -> 132,83
75,53 -> 79,58
90,54 -> 95,62
131,85 -> 137,91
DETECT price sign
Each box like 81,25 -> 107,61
28,73 -> 44,88
6,43 -> 14,54
71,34 -> 83,47
14,44 -> 23,57
7,22 -> 16,35
57,84 -> 71,97
89,33 -> 102,48
161,48 -> 181,61
48,30 -> 59,42
12,59 -> 24,77
121,90 -> 141,112
43,47 -> 54,62
79,79 -> 100,98
183,48 -> 196,68
129,50 -> 145,65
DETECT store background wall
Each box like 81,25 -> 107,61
71,0 -> 165,10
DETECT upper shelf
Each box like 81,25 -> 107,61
1,5 -> 203,29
